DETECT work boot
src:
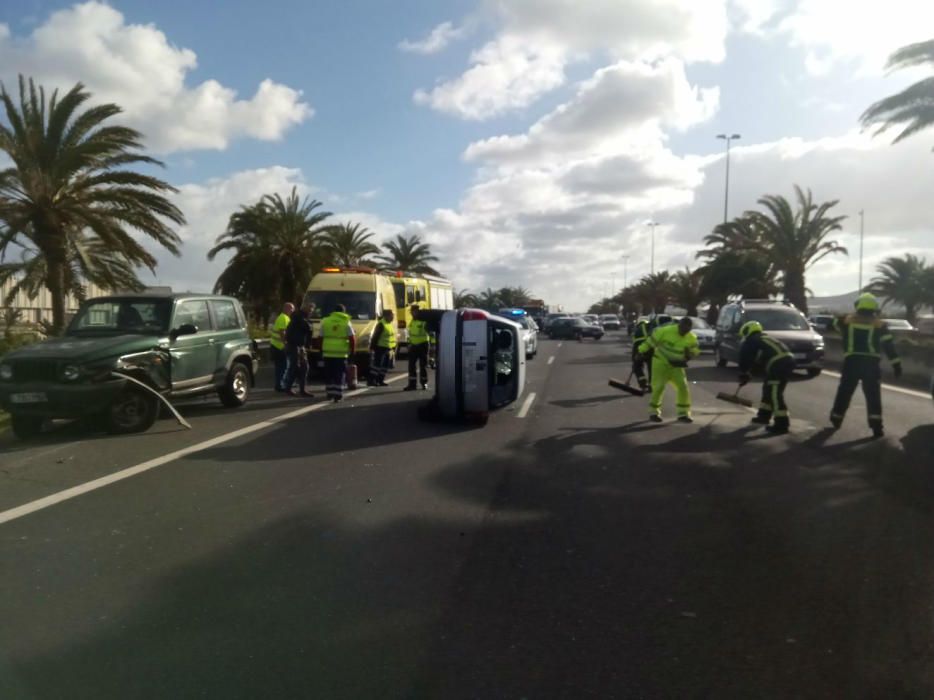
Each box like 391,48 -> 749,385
871,426 -> 884,439
751,415 -> 771,425
649,415 -> 663,423
420,383 -> 429,391
766,424 -> 789,435
677,415 -> 694,424
829,414 -> 843,430
403,384 -> 417,392
638,380 -> 649,392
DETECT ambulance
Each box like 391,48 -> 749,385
388,272 -> 455,349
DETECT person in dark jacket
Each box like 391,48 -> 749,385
282,301 -> 315,397
830,293 -> 901,438
737,321 -> 795,434
630,317 -> 651,391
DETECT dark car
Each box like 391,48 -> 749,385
714,300 -> 825,376
548,317 -> 604,341
0,293 -> 258,439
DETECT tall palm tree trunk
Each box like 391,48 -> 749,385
784,269 -> 808,313
39,235 -> 69,335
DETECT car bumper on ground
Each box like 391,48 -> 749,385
0,379 -> 127,418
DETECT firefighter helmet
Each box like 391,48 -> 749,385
739,320 -> 764,338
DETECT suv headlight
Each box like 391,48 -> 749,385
0,364 -> 12,380
61,364 -> 81,381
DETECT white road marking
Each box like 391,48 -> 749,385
821,369 -> 931,400
557,342 -> 563,348
0,374 -> 408,527
517,392 -> 537,418
547,356 -> 555,365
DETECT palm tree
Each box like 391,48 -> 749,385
322,222 -> 381,268
209,188 -> 332,321
453,289 -> 479,308
0,76 -> 185,334
636,271 -> 672,314
669,267 -> 705,317
697,250 -> 778,324
861,39 -> 934,146
866,254 -> 931,324
477,287 -> 502,311
498,286 -> 532,308
378,233 -> 440,275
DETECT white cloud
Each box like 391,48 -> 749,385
398,21 -> 466,54
778,1 -> 934,75
0,2 -> 312,153
413,0 -> 728,120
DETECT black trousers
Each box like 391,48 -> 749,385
324,357 -> 347,400
632,346 -> 651,385
282,344 -> 306,392
832,355 -> 883,429
370,347 -> 392,384
407,343 -> 429,386
757,357 -> 795,427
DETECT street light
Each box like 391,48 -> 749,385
621,254 -> 630,289
716,133 -> 741,224
858,209 -> 865,292
645,221 -> 659,274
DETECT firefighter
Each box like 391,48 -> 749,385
829,293 -> 902,438
737,320 -> 795,434
321,303 -> 355,402
368,308 -> 396,387
630,317 -> 651,391
638,317 -> 700,423
404,304 -> 430,391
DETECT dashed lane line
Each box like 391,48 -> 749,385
0,374 -> 408,527
516,392 -> 537,419
547,356 -> 555,365
821,369 -> 931,400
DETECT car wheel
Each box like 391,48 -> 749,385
595,334 -> 603,341
106,386 -> 159,434
11,414 -> 44,440
219,361 -> 251,407
576,333 -> 583,342
715,346 -> 728,368
806,368 -> 822,378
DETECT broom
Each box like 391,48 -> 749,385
608,369 -> 645,396
716,384 -> 753,408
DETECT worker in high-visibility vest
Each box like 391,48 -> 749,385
368,309 -> 396,387
637,317 -> 700,423
830,293 -> 902,438
320,303 -> 356,402
404,304 -> 430,391
270,302 -> 294,391
630,317 -> 651,391
737,320 -> 795,434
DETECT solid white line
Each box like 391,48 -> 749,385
0,374 -> 407,527
547,356 -> 555,365
516,392 -> 537,418
821,369 -> 931,400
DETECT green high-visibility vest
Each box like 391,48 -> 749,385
270,313 -> 290,351
376,319 -> 397,349
321,312 -> 352,358
408,318 -> 429,345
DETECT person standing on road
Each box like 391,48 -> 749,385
638,317 -> 699,423
630,317 -> 651,391
404,304 -> 430,391
282,301 -> 315,397
368,309 -> 396,387
321,303 -> 355,402
737,321 -> 795,434
270,302 -> 294,392
829,293 -> 902,438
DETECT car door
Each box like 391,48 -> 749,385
723,308 -> 743,360
170,299 -> 216,390
209,299 -> 247,378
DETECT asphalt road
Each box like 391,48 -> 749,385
1,333 -> 933,699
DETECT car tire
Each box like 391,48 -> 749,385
11,414 -> 44,440
715,346 -> 728,368
806,368 -> 822,378
106,386 -> 159,434
595,334 -> 603,341
219,361 -> 251,408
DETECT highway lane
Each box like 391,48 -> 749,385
1,332 -> 933,698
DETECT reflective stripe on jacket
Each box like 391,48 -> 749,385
834,313 -> 900,363
321,312 -> 352,359
738,333 -> 793,373
638,324 -> 699,366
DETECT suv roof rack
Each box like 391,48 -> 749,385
739,298 -> 793,306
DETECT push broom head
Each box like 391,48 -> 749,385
715,389 -> 754,408
608,378 -> 645,396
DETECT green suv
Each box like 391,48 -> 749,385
0,293 -> 258,439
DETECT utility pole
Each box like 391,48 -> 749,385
646,221 -> 659,274
858,209 -> 865,292
716,133 -> 741,224
621,254 -> 630,289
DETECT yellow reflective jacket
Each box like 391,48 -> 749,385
638,324 -> 699,367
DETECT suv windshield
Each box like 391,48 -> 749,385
304,291 -> 376,320
746,308 -> 811,331
68,298 -> 172,335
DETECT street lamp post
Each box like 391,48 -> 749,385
858,209 -> 865,292
621,254 -> 630,289
716,133 -> 741,224
646,221 -> 659,274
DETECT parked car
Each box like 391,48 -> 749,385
0,293 -> 258,439
541,313 -> 569,332
714,299 -> 825,377
544,316 -> 573,337
675,316 -> 716,352
581,314 -> 602,327
548,317 -> 604,341
600,314 -> 621,330
495,309 -> 539,359
807,314 -> 835,333
882,318 -> 917,334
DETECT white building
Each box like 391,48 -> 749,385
0,278 -> 111,324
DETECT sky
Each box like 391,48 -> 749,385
1,0 -> 933,312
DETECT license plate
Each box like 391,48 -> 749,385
794,353 -> 808,360
10,392 -> 48,404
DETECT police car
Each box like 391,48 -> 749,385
496,308 -> 539,359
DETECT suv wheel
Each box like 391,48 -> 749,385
107,387 -> 159,434
11,414 -> 44,440
219,361 -> 250,408
715,346 -> 728,368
